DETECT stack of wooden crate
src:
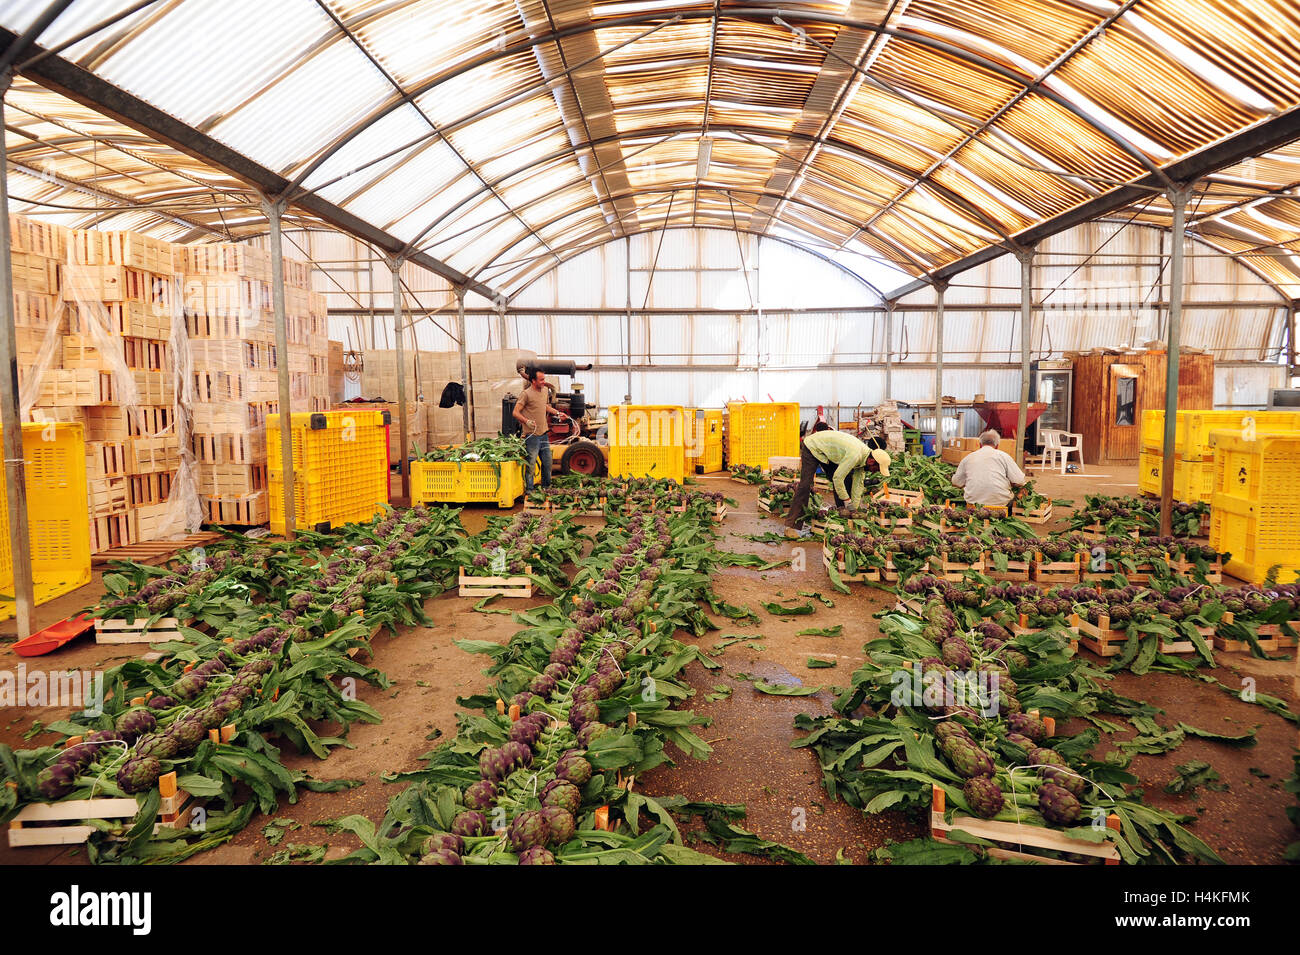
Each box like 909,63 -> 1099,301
9,215 -> 338,541
54,230 -> 178,552
9,214 -> 66,371
179,243 -> 331,526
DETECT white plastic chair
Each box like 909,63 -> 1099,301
1040,429 -> 1084,474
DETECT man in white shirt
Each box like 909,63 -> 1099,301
951,429 -> 1027,507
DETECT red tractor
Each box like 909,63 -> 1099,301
504,360 -> 609,476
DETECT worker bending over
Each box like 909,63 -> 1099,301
951,429 -> 1026,507
786,427 -> 890,531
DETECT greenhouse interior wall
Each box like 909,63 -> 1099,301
300,223 -> 1289,426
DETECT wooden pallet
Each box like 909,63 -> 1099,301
822,548 -> 881,583
1075,613 -> 1199,657
92,531 -> 223,567
1032,553 -> 1081,583
1011,503 -> 1053,525
986,558 -> 1031,581
94,616 -> 187,645
459,565 -> 533,599
8,771 -> 196,847
928,554 -> 986,581
930,786 -> 1121,865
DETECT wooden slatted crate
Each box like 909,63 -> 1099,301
204,492 -> 268,526
126,437 -> 179,475
459,565 -> 533,599
94,615 -> 185,644
69,229 -> 175,274
88,476 -> 130,517
9,250 -> 59,294
128,471 -> 174,507
192,430 -> 264,465
7,771 -> 196,848
90,512 -> 134,554
1031,552 -> 1081,583
930,786 -> 1121,865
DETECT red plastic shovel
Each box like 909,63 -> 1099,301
10,613 -> 95,657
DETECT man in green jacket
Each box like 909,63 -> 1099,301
786,428 -> 889,530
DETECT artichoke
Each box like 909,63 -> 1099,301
1038,782 -> 1082,826
1007,713 -> 1047,743
463,780 -> 497,810
167,717 -> 209,749
518,846 -> 556,865
963,776 -> 1005,819
450,811 -> 490,837
556,754 -> 592,785
1029,746 -> 1066,769
540,806 -> 576,845
116,756 -> 163,794
115,708 -> 156,742
541,781 -> 582,815
942,736 -> 995,778
577,722 -> 608,747
1042,765 -> 1087,798
507,810 -> 550,852
940,639 -> 972,670
37,762 -> 78,800
933,721 -> 970,744
418,849 -> 464,865
134,732 -> 181,761
421,832 -> 465,856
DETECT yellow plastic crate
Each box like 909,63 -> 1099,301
410,461 -> 524,508
1141,409 -> 1300,461
727,401 -> 799,468
609,405 -> 686,482
609,405 -> 686,448
0,422 -> 93,619
1208,430 -> 1300,506
685,409 -> 724,474
1210,492 -> 1300,586
609,445 -> 685,483
267,411 -> 389,534
1137,450 -> 1215,503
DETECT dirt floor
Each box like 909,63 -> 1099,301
1,462 -> 1297,865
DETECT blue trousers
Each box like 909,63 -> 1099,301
524,434 -> 552,491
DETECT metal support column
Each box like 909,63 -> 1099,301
455,287 -> 472,440
1014,246 -> 1035,468
624,237 -> 632,403
934,281 -> 947,449
1288,300 -> 1296,380
0,71 -> 34,637
884,300 -> 894,399
388,258 -> 409,502
1160,186 -> 1192,536
263,197 -> 297,540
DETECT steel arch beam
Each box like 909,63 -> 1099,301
4,28 -> 505,302
503,224 -> 889,304
284,7 -> 1171,205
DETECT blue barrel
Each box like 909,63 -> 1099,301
921,434 -> 937,456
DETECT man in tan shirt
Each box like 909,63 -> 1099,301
952,429 -> 1027,506
513,368 -> 572,492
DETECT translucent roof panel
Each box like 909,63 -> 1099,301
2,0 -> 1299,299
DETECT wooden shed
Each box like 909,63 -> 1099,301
1070,349 -> 1215,465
